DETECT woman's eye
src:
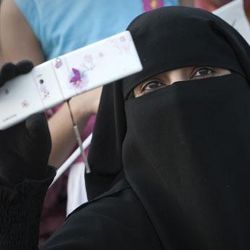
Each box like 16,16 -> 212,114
141,79 -> 165,93
133,79 -> 166,97
191,67 -> 216,79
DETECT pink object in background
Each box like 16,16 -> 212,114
194,0 -> 230,11
143,0 -> 164,11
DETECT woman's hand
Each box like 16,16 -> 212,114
0,61 -> 52,185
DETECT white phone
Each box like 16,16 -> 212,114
0,31 -> 142,130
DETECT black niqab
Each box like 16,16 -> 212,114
87,6 -> 250,249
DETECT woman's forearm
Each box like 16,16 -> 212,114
0,167 -> 56,250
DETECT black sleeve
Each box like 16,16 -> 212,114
40,183 -> 161,250
0,167 -> 56,250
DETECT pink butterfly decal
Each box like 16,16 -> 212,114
70,68 -> 81,84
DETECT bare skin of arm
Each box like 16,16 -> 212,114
0,0 -> 101,167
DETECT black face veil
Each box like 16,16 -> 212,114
87,6 -> 250,249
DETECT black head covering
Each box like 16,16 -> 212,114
87,6 -> 250,249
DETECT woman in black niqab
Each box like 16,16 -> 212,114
86,6 -> 250,250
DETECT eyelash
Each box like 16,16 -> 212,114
140,67 -> 217,93
191,67 -> 216,79
140,79 -> 165,93
141,67 -> 216,91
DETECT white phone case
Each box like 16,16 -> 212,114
0,31 -> 142,129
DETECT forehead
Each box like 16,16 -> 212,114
149,67 -> 193,78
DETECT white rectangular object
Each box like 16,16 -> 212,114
0,31 -> 142,129
213,0 -> 250,44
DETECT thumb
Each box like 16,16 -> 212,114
16,60 -> 34,74
25,113 -> 51,157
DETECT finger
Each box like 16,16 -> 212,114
25,113 -> 51,151
16,60 -> 34,74
0,63 -> 18,86
26,113 -> 50,140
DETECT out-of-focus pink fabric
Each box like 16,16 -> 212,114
39,107 -> 95,245
39,171 -> 68,245
142,0 -> 164,11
